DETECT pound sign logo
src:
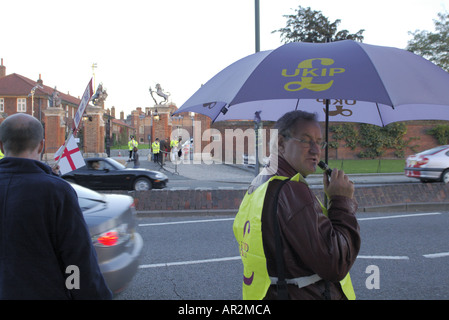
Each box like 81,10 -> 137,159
241,220 -> 254,286
282,58 -> 345,92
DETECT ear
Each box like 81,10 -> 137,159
277,135 -> 286,154
37,139 -> 44,154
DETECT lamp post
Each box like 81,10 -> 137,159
105,113 -> 112,157
29,85 -> 43,118
92,63 -> 97,89
255,0 -> 260,53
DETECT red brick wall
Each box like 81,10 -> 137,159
211,120 -> 444,161
43,112 -> 65,155
101,182 -> 449,214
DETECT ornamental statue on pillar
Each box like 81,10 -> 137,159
149,83 -> 170,105
91,83 -> 108,108
148,83 -> 174,146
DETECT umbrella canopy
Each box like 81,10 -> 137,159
174,40 -> 449,126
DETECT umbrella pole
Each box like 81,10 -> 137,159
324,99 -> 330,208
325,99 -> 329,164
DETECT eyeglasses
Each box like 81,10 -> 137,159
287,137 -> 327,150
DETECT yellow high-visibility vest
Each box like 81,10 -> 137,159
170,140 -> 179,148
0,149 -> 4,159
128,139 -> 138,150
152,141 -> 160,153
233,173 -> 355,300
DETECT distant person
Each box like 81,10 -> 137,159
171,137 -> 182,161
91,161 -> 101,170
0,113 -> 112,300
128,135 -> 138,161
160,138 -> 169,164
152,138 -> 161,164
133,147 -> 140,168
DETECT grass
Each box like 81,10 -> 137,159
316,159 -> 405,174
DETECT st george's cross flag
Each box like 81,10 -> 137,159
54,134 -> 85,175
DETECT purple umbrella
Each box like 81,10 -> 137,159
175,40 -> 449,126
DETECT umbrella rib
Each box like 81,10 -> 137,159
355,42 -> 395,106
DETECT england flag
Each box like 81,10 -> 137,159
54,134 -> 85,175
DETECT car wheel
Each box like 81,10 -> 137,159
441,169 -> 449,184
134,177 -> 152,191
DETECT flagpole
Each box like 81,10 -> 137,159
54,78 -> 94,170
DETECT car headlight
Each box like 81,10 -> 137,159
154,172 -> 167,180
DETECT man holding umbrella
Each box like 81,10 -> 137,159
233,110 -> 360,300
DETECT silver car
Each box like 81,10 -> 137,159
405,145 -> 449,183
73,183 -> 143,294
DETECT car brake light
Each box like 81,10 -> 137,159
97,231 -> 119,246
93,223 -> 130,247
417,157 -> 429,166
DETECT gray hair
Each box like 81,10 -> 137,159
270,110 -> 318,153
0,113 -> 44,155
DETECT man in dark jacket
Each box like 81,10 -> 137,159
241,110 -> 360,300
0,113 -> 112,299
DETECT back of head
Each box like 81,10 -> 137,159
0,113 -> 44,156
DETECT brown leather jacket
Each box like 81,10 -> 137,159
249,156 -> 360,300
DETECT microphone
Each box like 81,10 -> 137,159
318,161 -> 333,176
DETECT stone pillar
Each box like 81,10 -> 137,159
42,107 -> 66,161
151,104 -> 173,142
83,105 -> 106,157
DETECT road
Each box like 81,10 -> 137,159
116,210 -> 449,300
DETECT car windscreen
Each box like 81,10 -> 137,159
106,158 -> 126,169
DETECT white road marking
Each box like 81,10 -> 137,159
138,217 -> 234,227
423,252 -> 449,259
358,212 -> 441,221
139,256 -> 241,269
358,255 -> 409,260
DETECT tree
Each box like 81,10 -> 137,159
273,6 -> 365,43
407,12 -> 449,72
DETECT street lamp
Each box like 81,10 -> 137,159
28,84 -> 43,117
153,108 -> 160,122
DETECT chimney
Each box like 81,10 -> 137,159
0,58 -> 6,78
120,111 -> 124,120
111,106 -> 116,118
37,73 -> 43,86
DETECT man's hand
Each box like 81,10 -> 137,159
51,164 -> 60,175
323,168 -> 354,199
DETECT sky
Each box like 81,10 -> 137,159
1,0 -> 448,117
